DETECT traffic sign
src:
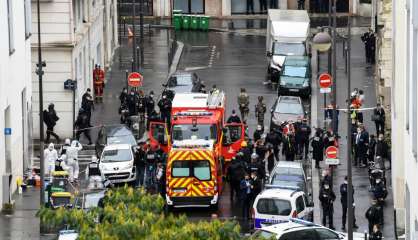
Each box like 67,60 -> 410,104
325,146 -> 339,165
4,128 -> 11,135
319,73 -> 332,89
128,72 -> 143,87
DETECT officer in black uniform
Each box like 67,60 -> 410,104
135,142 -> 146,187
145,91 -> 155,117
319,182 -> 336,229
373,178 -> 387,225
127,89 -> 138,116
86,156 -> 103,189
158,94 -> 172,125
137,90 -> 146,121
295,118 -> 311,159
365,199 -> 382,234
340,176 -> 358,230
145,147 -> 157,190
227,110 -> 242,123
54,157 -> 66,172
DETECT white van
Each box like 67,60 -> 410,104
99,144 -> 136,184
252,188 -> 313,229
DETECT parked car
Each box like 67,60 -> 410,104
270,96 -> 306,130
278,56 -> 311,98
250,218 -> 366,240
252,188 -> 313,229
163,71 -> 203,100
95,125 -> 137,157
267,161 -> 312,204
99,144 -> 136,184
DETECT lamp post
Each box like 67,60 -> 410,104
35,0 -> 46,206
132,0 -> 137,71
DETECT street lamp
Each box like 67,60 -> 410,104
312,31 -> 332,53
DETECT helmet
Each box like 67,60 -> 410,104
48,143 -> 54,150
65,138 -> 71,145
256,125 -> 262,131
251,153 -> 258,159
241,141 -> 247,147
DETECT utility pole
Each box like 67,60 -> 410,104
346,13 -> 354,240
36,0 -> 46,205
132,0 -> 137,71
331,0 -> 338,134
139,0 -> 145,69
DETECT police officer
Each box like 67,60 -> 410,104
158,94 -> 172,125
248,153 -> 265,180
253,125 -> 264,142
298,0 -> 305,9
311,130 -> 324,169
373,103 -> 385,135
227,110 -> 241,123
54,157 -> 67,172
127,89 -> 138,117
238,88 -> 250,120
119,88 -> 128,105
259,0 -> 267,13
137,90 -> 146,121
135,142 -> 146,187
227,157 -> 247,202
295,118 -> 311,159
361,28 -> 375,63
239,141 -> 252,163
373,178 -> 386,225
355,125 -> 369,167
81,88 -> 94,124
319,182 -> 336,230
86,156 -> 103,189
365,199 -> 381,234
240,173 -> 253,219
265,128 -> 281,160
255,96 -> 267,128
145,91 -> 155,117
340,176 -> 358,231
250,171 -> 262,202
74,108 -> 92,145
282,132 -> 297,161
144,146 -> 157,189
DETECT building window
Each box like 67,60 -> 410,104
24,0 -> 31,39
173,0 -> 204,14
7,0 -> 15,54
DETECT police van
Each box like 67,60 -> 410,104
252,188 -> 313,229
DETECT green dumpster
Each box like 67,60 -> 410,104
182,15 -> 191,30
191,15 -> 199,30
200,16 -> 210,31
172,10 -> 183,30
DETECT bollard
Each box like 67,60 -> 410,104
364,230 -> 368,240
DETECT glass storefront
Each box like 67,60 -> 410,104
174,0 -> 205,14
231,0 -> 262,14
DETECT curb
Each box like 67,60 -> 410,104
169,41 -> 184,76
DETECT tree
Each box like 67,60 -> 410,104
37,186 -> 247,239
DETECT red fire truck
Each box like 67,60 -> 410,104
149,92 -> 245,208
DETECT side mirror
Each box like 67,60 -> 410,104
266,51 -> 272,57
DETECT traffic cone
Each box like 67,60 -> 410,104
128,27 -> 134,38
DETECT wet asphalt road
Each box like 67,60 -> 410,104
0,26 -> 394,239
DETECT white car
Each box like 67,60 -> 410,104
99,144 -> 136,184
251,218 -> 366,240
252,188 -> 313,229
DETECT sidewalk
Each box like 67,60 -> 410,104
0,187 -> 55,240
311,37 -> 394,237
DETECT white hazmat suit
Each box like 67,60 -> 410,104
44,143 -> 58,178
66,140 -> 83,182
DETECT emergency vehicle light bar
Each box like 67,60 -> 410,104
174,111 -> 213,117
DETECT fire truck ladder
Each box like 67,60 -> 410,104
207,91 -> 225,108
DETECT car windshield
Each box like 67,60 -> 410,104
273,42 -> 305,56
275,102 -> 304,115
276,166 -> 304,176
271,179 -> 304,191
101,149 -> 132,162
172,160 -> 211,181
172,124 -> 217,142
168,74 -> 193,87
107,135 -> 136,146
283,66 -> 307,77
256,198 -> 292,216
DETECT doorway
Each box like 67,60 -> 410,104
173,0 -> 205,14
118,0 -> 154,17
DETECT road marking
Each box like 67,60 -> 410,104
184,66 -> 208,71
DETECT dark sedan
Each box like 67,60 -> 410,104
95,125 -> 137,157
163,71 -> 203,99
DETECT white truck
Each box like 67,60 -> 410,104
266,10 -> 310,83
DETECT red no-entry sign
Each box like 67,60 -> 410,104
319,73 -> 332,89
128,72 -> 143,87
325,146 -> 338,159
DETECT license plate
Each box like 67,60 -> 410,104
289,89 -> 299,92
